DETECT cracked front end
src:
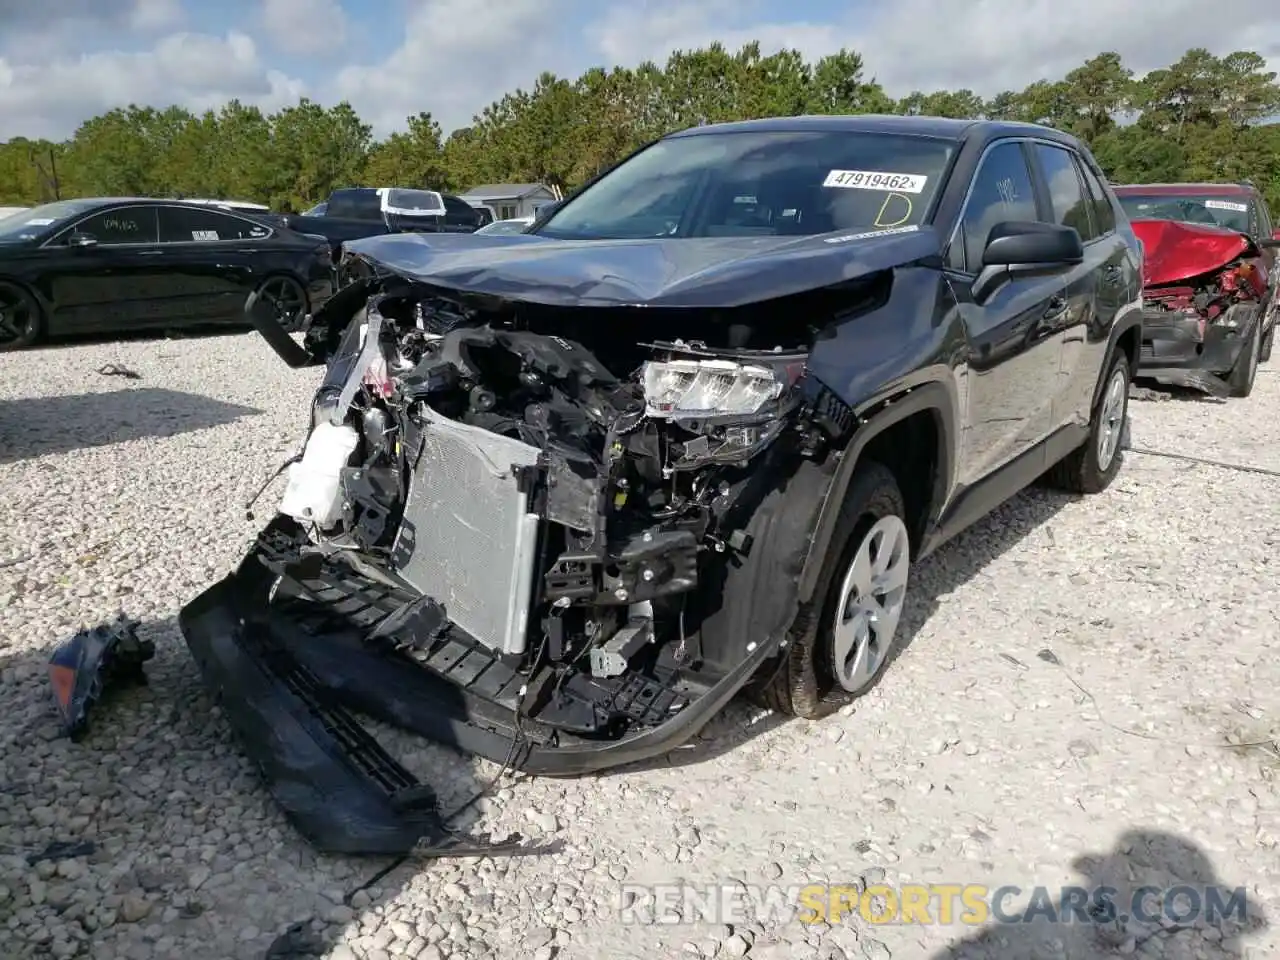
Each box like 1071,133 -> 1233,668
1132,218 -> 1271,395
180,269 -> 851,853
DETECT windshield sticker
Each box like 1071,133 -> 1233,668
192,230 -> 219,241
25,218 -> 56,226
824,170 -> 928,194
824,224 -> 921,245
873,193 -> 914,228
1205,199 -> 1248,212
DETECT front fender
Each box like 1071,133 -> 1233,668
794,379 -> 959,604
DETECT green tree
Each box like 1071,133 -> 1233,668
363,112 -> 447,188
0,45 -> 1276,210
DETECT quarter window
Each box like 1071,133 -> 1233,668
159,206 -> 269,242
1033,143 -> 1094,241
70,207 -> 159,244
952,141 -> 1038,273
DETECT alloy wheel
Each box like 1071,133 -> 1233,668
1096,366 -> 1128,471
259,277 -> 307,332
830,514 -> 910,694
0,284 -> 37,348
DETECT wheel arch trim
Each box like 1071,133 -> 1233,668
796,379 -> 958,604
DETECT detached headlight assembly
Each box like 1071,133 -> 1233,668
642,359 -> 785,420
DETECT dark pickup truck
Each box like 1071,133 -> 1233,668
268,187 -> 490,260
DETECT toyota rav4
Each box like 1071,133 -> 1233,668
177,116 -> 1144,856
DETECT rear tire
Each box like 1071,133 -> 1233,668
253,275 -> 309,334
0,281 -> 43,351
755,462 -> 910,720
1044,349 -> 1130,494
1259,320 -> 1273,364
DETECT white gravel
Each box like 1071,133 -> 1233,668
1,332 -> 1278,960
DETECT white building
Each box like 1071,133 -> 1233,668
460,183 -> 558,221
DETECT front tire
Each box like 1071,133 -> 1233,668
1226,315 -> 1261,398
1044,349 -> 1130,494
1261,293 -> 1277,363
756,462 -> 910,720
0,281 -> 43,351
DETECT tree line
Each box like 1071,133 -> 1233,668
2,45 -> 1278,213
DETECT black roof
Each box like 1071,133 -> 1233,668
669,114 -> 1079,147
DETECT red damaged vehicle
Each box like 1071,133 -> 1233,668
1113,182 -> 1280,397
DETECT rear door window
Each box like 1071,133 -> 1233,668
1076,161 -> 1116,236
158,206 -> 269,242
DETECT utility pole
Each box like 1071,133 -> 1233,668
29,146 -> 61,201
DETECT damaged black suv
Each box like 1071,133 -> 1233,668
180,115 -> 1143,855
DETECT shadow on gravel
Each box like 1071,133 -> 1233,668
0,614 -> 499,960
0,388 -> 263,464
932,828 -> 1269,959
30,325 -> 254,353
609,485 -> 1077,776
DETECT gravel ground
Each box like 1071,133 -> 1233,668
1,332 -> 1278,960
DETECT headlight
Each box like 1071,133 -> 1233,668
642,359 -> 785,419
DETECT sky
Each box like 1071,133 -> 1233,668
1,0 -> 1278,142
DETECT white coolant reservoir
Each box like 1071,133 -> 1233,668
278,421 -> 360,528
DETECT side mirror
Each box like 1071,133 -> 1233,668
68,232 -> 99,248
982,221 -> 1083,267
972,221 -> 1083,303
1261,230 -> 1280,250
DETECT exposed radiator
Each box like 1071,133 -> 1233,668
391,409 -> 542,656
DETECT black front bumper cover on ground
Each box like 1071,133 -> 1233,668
178,517 -> 781,855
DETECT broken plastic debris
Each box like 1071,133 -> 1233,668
48,613 -> 155,741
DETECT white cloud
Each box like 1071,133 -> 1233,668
0,0 -> 1277,144
259,0 -> 347,55
0,31 -> 305,140
130,0 -> 184,31
589,0 -> 1280,98
332,0 -> 567,136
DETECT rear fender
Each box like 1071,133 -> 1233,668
1091,310 -> 1143,411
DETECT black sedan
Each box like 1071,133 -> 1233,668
0,198 -> 336,349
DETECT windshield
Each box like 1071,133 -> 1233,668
477,219 -> 530,236
0,200 -> 99,241
1118,194 -> 1252,234
536,130 -> 955,241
